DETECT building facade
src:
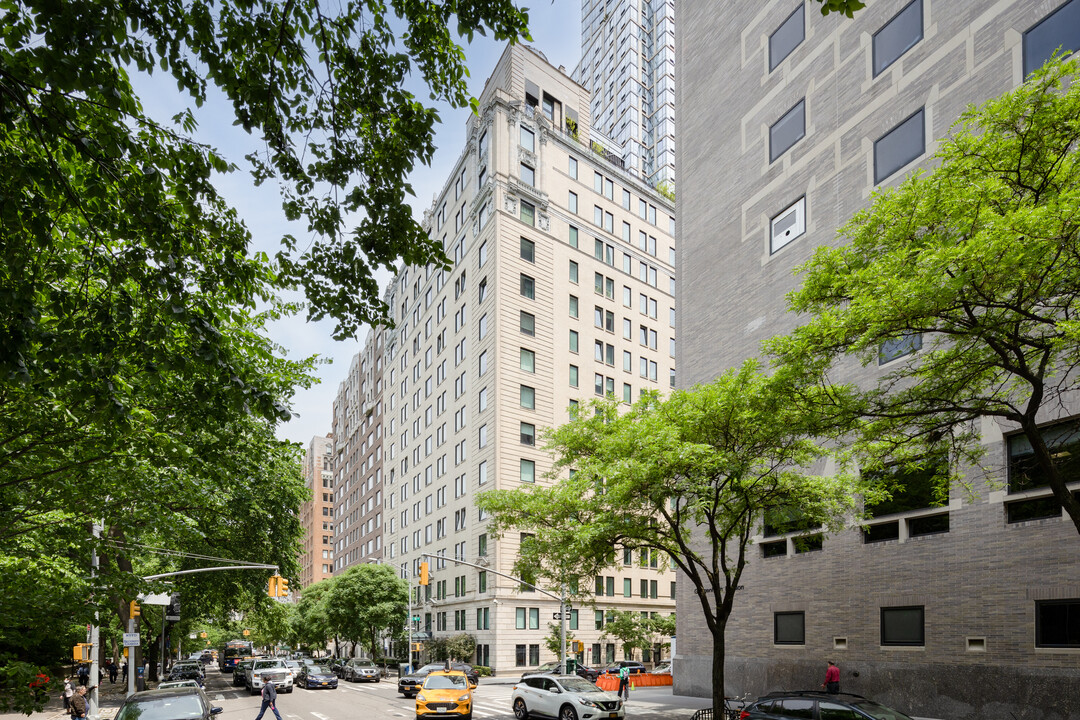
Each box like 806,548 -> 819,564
331,325 -> 390,570
375,43 -> 678,674
674,1 -> 1080,717
575,0 -> 675,189
299,434 -> 335,589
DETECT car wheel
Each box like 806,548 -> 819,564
559,705 -> 578,720
375,677 -> 380,683
513,698 -> 529,720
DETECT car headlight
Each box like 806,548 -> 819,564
417,694 -> 426,703
578,699 -> 600,708
457,694 -> 471,702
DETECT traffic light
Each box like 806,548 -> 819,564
419,562 -> 429,586
73,643 -> 92,662
278,577 -> 290,597
268,576 -> 279,597
129,600 -> 141,618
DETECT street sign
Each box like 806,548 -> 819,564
138,592 -> 171,605
552,613 -> 563,620
123,632 -> 140,648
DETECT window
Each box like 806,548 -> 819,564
593,171 -> 603,193
1023,0 -> 1080,77
520,163 -> 535,186
770,196 -> 806,254
623,579 -> 632,597
516,609 -> 526,629
873,0 -> 923,77
770,99 -> 805,162
478,350 -> 488,376
520,459 -> 535,483
1007,420 -> 1079,522
520,126 -> 535,152
874,108 -> 925,184
520,422 -> 535,445
520,310 -> 535,336
478,277 -> 487,302
520,237 -> 535,262
1036,599 -> 1080,648
529,645 -> 540,665
568,156 -> 578,179
769,4 -> 804,71
774,612 -> 805,645
863,455 -> 949,541
880,606 -> 924,646
520,201 -> 535,227
478,313 -> 488,340
569,261 -> 579,283
569,365 -> 579,388
569,191 -> 578,214
878,333 -> 922,364
622,189 -> 631,210
520,348 -> 535,373
569,330 -> 579,353
520,274 -> 535,299
515,645 -> 526,667
818,703 -> 861,720
569,225 -> 578,248
520,385 -> 535,409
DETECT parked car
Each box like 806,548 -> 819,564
740,691 -> 915,720
157,680 -> 202,690
114,688 -> 222,720
328,658 -> 346,677
599,661 -> 645,676
521,662 -> 601,684
649,661 -> 671,675
246,658 -> 293,695
415,669 -> 472,720
573,664 -> 601,683
168,661 -> 205,685
200,651 -> 215,667
282,660 -> 302,683
296,664 -> 339,690
232,659 -> 254,687
512,674 -> 623,720
520,662 -> 562,681
341,659 -> 381,683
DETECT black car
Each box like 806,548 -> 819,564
599,661 -> 646,675
114,688 -> 222,720
168,665 -> 205,686
296,664 -> 339,690
741,691 -> 915,720
574,663 -> 601,682
398,662 -> 478,697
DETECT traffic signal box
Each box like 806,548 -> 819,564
278,577 -> 289,596
129,600 -> 141,618
268,575 -> 290,597
419,562 -> 429,585
268,576 -> 278,597
73,643 -> 92,662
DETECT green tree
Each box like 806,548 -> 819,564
443,634 -> 477,663
811,0 -> 865,17
478,361 -> 859,716
293,580 -> 335,654
325,564 -> 408,659
600,610 -> 648,661
542,623 -> 577,659
768,57 -> 1080,537
642,614 -> 676,660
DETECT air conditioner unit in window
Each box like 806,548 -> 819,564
770,196 -> 806,254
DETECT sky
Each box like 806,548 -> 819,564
136,2 -> 584,447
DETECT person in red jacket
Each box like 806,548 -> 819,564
821,660 -> 840,694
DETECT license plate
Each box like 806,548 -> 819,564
609,714 -> 618,718
320,682 -> 327,685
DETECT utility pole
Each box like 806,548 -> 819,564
89,523 -> 100,720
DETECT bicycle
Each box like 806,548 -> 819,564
723,692 -> 751,720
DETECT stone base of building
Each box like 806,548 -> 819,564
674,654 -> 1080,720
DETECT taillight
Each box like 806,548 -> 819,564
739,712 -> 750,719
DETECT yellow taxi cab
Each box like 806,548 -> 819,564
415,668 -> 473,720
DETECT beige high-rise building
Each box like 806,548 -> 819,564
299,434 -> 335,589
378,43 -> 678,674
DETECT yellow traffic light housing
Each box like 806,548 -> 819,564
268,575 -> 279,597
73,643 -> 92,662
278,577 -> 289,596
419,562 -> 429,586
129,600 -> 141,618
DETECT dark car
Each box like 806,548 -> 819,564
114,688 -> 222,720
328,658 -> 346,677
167,664 -> 205,686
342,658 -> 381,683
296,664 -> 339,690
599,661 -> 646,675
399,662 -> 477,697
574,663 -> 601,682
741,691 -> 915,720
232,659 -> 253,687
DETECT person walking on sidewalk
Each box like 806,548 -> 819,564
821,660 -> 840,694
62,678 -> 74,712
70,686 -> 88,720
617,665 -> 630,702
253,675 -> 282,720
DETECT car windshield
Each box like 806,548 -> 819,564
253,661 -> 283,670
352,660 -> 374,667
158,682 -> 197,689
285,662 -> 300,669
424,674 -> 467,690
850,701 -> 914,720
116,695 -> 205,720
417,664 -> 443,674
557,678 -> 601,693
310,666 -> 331,675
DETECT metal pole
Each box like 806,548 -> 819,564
127,619 -> 136,696
559,585 -> 567,674
89,523 -> 100,720
160,609 -> 166,678
408,575 -> 413,674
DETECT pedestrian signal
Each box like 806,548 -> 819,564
419,562 -> 429,585
268,576 -> 279,597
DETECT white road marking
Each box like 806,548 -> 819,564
311,713 -> 332,720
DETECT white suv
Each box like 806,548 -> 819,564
246,658 -> 293,695
512,674 -> 623,720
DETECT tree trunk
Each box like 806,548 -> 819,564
711,623 -> 726,717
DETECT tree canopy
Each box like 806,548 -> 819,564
767,56 -> 1080,536
325,563 -> 408,659
478,361 -> 860,714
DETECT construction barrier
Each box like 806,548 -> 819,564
595,673 -> 673,691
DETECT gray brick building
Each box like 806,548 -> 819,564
674,2 -> 1080,718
